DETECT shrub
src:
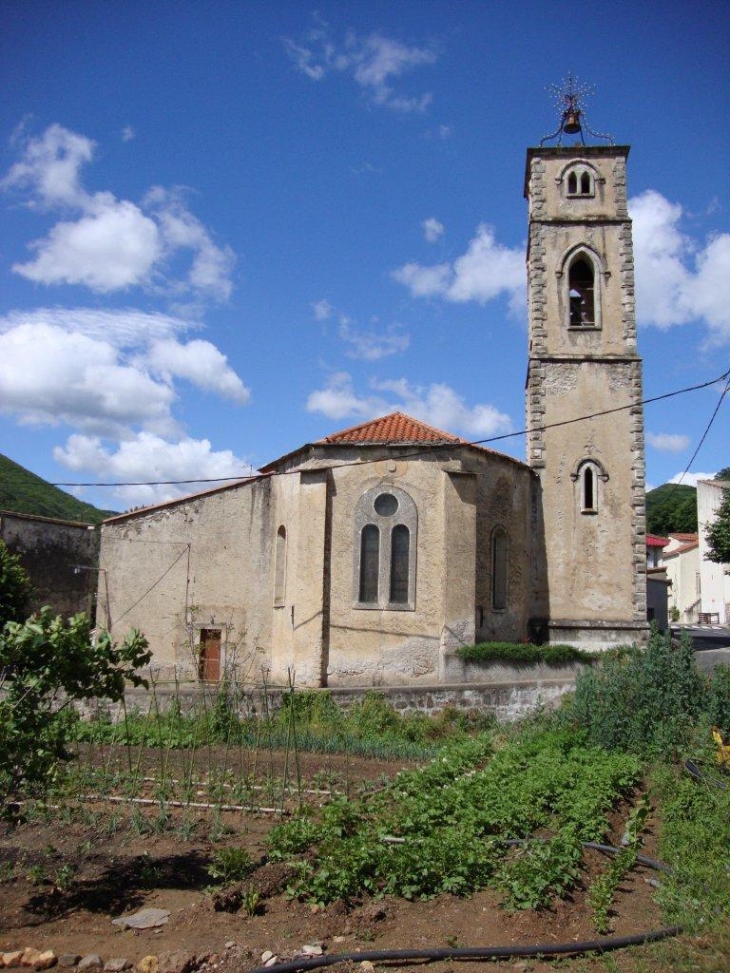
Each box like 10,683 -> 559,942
456,641 -> 595,666
562,628 -> 707,755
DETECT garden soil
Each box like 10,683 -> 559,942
0,748 -> 670,973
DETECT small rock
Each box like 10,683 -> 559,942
3,953 -> 24,969
259,954 -> 273,965
104,961 -> 133,972
20,952 -> 56,971
57,958 -> 80,969
360,964 -> 375,973
264,961 -> 277,970
114,909 -> 171,931
333,938 -> 346,944
135,959 -> 158,973
309,904 -> 320,914
158,952 -> 195,973
301,946 -> 323,956
78,959 -> 103,972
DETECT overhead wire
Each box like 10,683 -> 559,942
49,366 -> 729,490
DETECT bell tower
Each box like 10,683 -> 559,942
525,85 -> 647,647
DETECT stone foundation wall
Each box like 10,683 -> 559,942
77,672 -> 579,725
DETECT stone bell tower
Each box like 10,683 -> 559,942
525,88 -> 647,647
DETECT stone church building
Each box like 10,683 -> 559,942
98,134 -> 648,687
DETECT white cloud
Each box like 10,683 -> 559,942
647,432 -> 690,453
422,217 -> 444,243
312,298 -> 334,321
13,193 -> 161,292
306,372 -> 387,421
372,378 -> 512,438
630,189 -> 730,345
121,125 -> 135,142
307,373 -> 512,439
1,123 -> 94,206
54,432 -> 249,507
393,223 -> 525,311
285,24 -> 436,113
0,308 -> 249,434
145,338 -> 250,403
669,471 -> 719,488
0,321 -> 175,434
3,124 -> 235,302
338,320 -> 409,361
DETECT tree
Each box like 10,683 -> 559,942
714,467 -> 730,483
705,486 -> 730,569
0,540 -> 32,631
0,608 -> 150,809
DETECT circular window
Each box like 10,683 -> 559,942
374,493 -> 398,517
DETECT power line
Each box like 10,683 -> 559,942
50,366 -> 730,489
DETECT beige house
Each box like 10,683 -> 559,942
98,134 -> 649,687
697,479 -> 730,624
661,534 -> 700,624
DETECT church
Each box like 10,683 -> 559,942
97,119 -> 648,688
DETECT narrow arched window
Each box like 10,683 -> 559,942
390,525 -> 410,604
583,467 -> 595,512
274,526 -> 287,605
568,257 -> 595,327
359,525 -> 380,603
580,171 -> 591,194
567,171 -> 578,194
492,529 -> 508,611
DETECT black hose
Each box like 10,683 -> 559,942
248,841 -> 680,973
249,926 -> 682,973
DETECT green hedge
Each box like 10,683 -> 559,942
455,642 -> 596,666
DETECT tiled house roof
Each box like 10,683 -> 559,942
317,412 -> 468,445
646,534 -> 669,548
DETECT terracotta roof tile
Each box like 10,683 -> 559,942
317,412 -> 467,446
663,540 -> 699,557
646,534 -> 669,547
668,532 -> 698,541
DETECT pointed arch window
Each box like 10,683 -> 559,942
354,485 -> 417,610
569,256 -> 595,327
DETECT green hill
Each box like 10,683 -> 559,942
0,453 -> 117,524
646,482 -> 697,536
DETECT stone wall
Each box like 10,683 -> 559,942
77,672 -> 578,725
0,511 -> 97,618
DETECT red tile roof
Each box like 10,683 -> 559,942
317,412 -> 467,445
668,532 -> 698,542
646,534 -> 669,547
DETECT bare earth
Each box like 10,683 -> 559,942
0,749 -> 672,973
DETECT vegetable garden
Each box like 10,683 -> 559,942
1,620 -> 729,973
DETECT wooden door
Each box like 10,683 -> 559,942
198,628 -> 221,682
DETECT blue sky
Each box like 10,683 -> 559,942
1,0 -> 728,511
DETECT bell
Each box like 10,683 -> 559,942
563,110 -> 581,135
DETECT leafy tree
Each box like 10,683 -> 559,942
0,609 -> 150,809
646,484 -> 697,535
0,540 -> 32,630
705,486 -> 730,569
714,467 -> 730,483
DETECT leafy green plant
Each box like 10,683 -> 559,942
207,846 -> 255,885
562,627 -> 708,756
241,888 -> 262,916
0,540 -> 32,630
456,642 -> 595,667
0,608 -> 150,811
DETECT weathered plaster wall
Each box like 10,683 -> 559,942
0,511 -> 97,617
98,479 -> 274,683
